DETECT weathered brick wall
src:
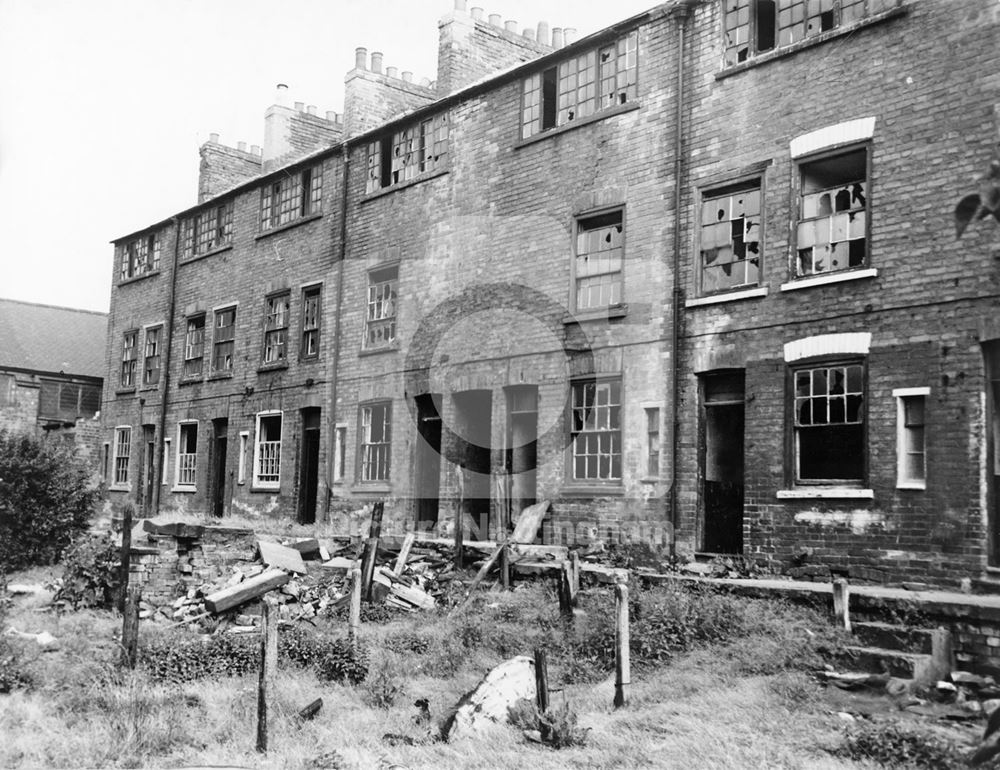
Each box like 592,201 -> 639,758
343,65 -> 436,138
262,105 -> 341,173
198,141 -> 262,203
677,0 -> 1000,586
0,373 -> 39,435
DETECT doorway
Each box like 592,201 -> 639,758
141,424 -> 155,516
452,390 -> 493,540
298,408 -> 321,524
701,371 -> 745,554
506,385 -> 538,530
211,419 -> 228,518
985,341 -> 1000,564
414,394 -> 443,531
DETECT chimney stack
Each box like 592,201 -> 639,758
354,47 -> 368,70
370,51 -> 383,73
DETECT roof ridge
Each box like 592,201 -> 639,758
0,297 -> 108,316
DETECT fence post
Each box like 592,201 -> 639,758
256,597 -> 278,753
832,578 -> 851,632
349,566 -> 362,647
120,585 -> 141,669
534,648 -> 550,740
614,581 -> 630,709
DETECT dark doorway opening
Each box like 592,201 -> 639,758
414,393 -> 443,531
984,341 -> 1000,565
141,424 -> 155,516
211,418 -> 228,518
505,385 -> 538,531
452,390 -> 493,540
299,408 -> 321,524
701,371 -> 745,554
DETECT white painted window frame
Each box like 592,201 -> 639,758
894,386 -> 930,490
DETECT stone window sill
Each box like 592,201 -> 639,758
255,212 -> 323,240
251,484 -> 280,493
171,486 -> 197,494
118,270 -> 161,287
514,102 -> 640,149
559,485 -> 625,498
896,481 -> 926,491
109,484 -> 131,493
780,268 -> 877,292
177,376 -> 203,387
686,287 -> 768,308
257,363 -> 289,374
359,344 -> 399,358
353,483 -> 392,494
115,387 -> 137,396
208,372 -> 234,381
564,304 -> 628,325
777,488 -> 874,499
361,168 -> 449,203
716,6 -> 907,80
181,244 -> 233,265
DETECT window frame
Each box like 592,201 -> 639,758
120,330 -> 139,389
571,207 -> 626,314
364,264 -> 399,350
358,401 -> 392,483
787,357 -> 868,487
644,405 -> 661,480
894,387 -> 929,490
696,176 -> 764,297
259,163 -> 323,231
261,292 -> 291,366
365,113 -> 450,194
142,326 -> 162,387
112,426 -> 132,489
252,411 -> 282,490
792,143 -> 871,280
174,421 -> 199,490
333,423 -> 347,484
181,200 -> 234,260
520,29 -> 639,140
183,314 -> 206,379
211,305 -> 237,375
300,285 -> 322,360
568,377 -> 623,486
117,232 -> 161,282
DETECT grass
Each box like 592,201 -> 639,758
0,568 -> 981,769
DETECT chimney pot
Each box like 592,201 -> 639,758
354,47 -> 368,70
209,132 -> 220,144
551,27 -> 563,48
326,110 -> 337,122
386,65 -> 398,78
420,76 -> 431,87
488,13 -> 501,26
370,51 -> 383,73
537,21 -> 550,44
523,27 -> 535,41
471,6 -> 484,20
453,0 -> 467,10
306,104 -> 317,115
251,145 -> 262,156
401,71 -> 413,83
429,80 -> 437,90
294,101 -> 304,111
564,27 -> 576,45
237,141 -> 247,152
505,19 -> 517,33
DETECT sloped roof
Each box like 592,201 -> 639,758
0,298 -> 108,379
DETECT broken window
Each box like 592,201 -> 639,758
260,164 -> 322,230
39,380 -> 100,421
360,403 -> 391,482
143,327 -> 161,386
333,424 -> 347,483
699,181 -> 761,294
521,30 -> 637,139
724,0 -> 898,65
262,293 -> 290,365
365,266 -> 398,348
571,380 -> 622,482
301,286 -> 321,359
793,362 -> 864,482
212,306 -> 236,373
181,201 -> 233,259
366,114 -> 449,193
253,412 -> 282,488
796,148 -> 867,276
117,232 -> 161,281
575,211 -> 624,311
896,391 -> 927,487
176,422 -> 198,488
183,315 -> 205,378
121,330 -> 138,388
113,426 -> 131,486
645,406 -> 661,478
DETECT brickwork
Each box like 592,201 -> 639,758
262,105 -> 341,173
343,66 -> 437,138
0,372 -> 39,435
198,141 -> 262,203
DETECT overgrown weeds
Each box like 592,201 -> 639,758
833,719 -> 967,769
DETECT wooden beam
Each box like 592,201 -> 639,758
256,597 -> 278,753
454,536 -> 510,611
534,648 -> 549,740
614,582 -> 630,709
393,532 -> 416,574
360,501 -> 385,602
117,503 -> 133,614
120,585 -> 141,669
204,568 -> 289,614
349,566 -> 361,647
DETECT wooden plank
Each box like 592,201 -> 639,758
360,501 -> 385,602
534,648 -> 550,740
455,536 -> 511,611
508,544 -> 569,562
500,543 -> 510,590
256,598 -> 278,753
393,532 -> 416,574
120,585 -> 141,669
289,539 -> 321,557
348,567 -> 361,647
257,540 -> 307,574
320,556 -> 356,570
118,504 -> 133,614
389,581 -> 436,610
614,582 -> 630,709
511,500 -> 550,544
297,698 -> 323,721
204,568 -> 290,614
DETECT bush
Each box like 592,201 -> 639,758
0,430 -> 97,572
0,579 -> 32,692
364,657 -> 405,709
506,698 -> 589,749
833,721 -> 965,769
53,533 -> 122,610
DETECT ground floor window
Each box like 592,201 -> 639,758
570,379 -> 622,482
176,422 -> 198,488
360,403 -> 391,482
793,361 -> 864,482
253,412 -> 282,488
113,427 -> 131,486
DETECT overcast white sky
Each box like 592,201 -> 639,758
0,0 -> 658,314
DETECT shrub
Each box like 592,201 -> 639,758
833,721 -> 965,769
53,533 -> 122,610
0,430 -> 98,572
364,657 -> 405,709
315,639 -> 369,685
384,630 -> 431,655
0,579 -> 32,693
506,698 -> 589,749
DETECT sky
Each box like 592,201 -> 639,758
0,0 -> 659,314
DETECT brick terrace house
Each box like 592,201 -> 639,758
0,298 -> 106,454
103,0 -> 1000,587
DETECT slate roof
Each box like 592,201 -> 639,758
0,299 -> 108,379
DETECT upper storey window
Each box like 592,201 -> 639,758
260,164 -> 322,231
181,201 -> 233,259
117,232 -> 161,281
724,0 -> 900,65
521,30 -> 638,140
366,114 -> 449,194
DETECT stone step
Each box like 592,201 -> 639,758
834,645 -> 930,679
852,621 -> 934,654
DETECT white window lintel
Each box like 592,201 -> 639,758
784,332 -> 872,362
790,117 -> 876,159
